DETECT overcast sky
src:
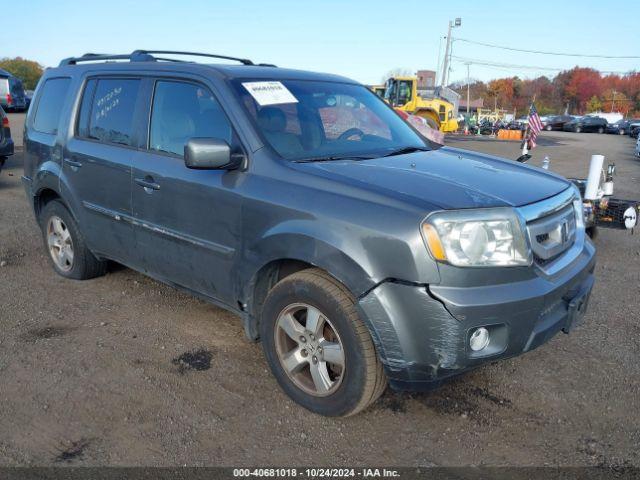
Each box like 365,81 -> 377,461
3,0 -> 638,84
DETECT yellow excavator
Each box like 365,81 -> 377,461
378,77 -> 459,133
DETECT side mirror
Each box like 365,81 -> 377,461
184,138 -> 241,170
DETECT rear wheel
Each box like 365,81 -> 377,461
545,125 -> 552,131
39,200 -> 107,280
260,268 -> 386,416
619,129 -> 625,135
575,126 -> 582,133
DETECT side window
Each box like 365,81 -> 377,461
77,79 -> 97,138
150,81 -> 232,156
86,78 -> 140,146
33,78 -> 71,134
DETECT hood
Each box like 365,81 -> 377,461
295,147 -> 570,210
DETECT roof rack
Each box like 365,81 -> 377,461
59,50 -> 260,67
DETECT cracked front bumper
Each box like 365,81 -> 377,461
357,240 -> 596,391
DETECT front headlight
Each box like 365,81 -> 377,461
571,184 -> 585,229
421,208 -> 531,267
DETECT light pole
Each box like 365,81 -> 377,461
611,90 -> 616,112
440,17 -> 461,88
465,62 -> 471,115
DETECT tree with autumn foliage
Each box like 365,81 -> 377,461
450,67 -> 640,117
0,57 -> 43,90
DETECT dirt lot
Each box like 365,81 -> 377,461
1,118 -> 639,467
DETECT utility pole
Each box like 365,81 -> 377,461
611,90 -> 616,112
465,62 -> 471,115
440,18 -> 461,88
435,36 -> 444,87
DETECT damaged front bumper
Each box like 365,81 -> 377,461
357,240 -> 596,391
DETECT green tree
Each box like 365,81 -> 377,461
586,95 -> 602,113
0,57 -> 43,90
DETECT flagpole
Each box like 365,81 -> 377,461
521,95 -> 537,156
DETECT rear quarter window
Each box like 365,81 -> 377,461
33,78 -> 72,135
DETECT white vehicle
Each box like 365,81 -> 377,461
635,135 -> 640,157
585,112 -> 623,124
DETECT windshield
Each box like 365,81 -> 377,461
232,79 -> 427,161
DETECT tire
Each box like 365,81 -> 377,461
545,125 -> 552,131
39,200 -> 107,280
598,127 -> 604,134
260,268 -> 386,416
575,126 -> 581,133
620,129 -> 625,135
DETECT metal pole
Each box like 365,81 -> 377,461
435,36 -> 443,87
611,90 -> 616,112
466,62 -> 470,115
441,21 -> 452,88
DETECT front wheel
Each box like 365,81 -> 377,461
260,268 -> 386,416
598,127 -> 604,134
619,129 -> 625,135
575,126 -> 582,133
545,125 -> 552,131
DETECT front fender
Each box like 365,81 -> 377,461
243,227 -> 375,300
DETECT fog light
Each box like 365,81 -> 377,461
470,327 -> 490,351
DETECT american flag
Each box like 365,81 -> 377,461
527,102 -> 543,148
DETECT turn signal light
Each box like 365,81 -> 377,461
422,223 -> 447,261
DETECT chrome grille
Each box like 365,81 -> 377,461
518,188 -> 581,272
527,203 -> 576,262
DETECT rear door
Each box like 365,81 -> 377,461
63,76 -> 144,264
131,78 -> 243,305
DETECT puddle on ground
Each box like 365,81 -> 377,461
54,439 -> 90,463
171,348 -> 213,374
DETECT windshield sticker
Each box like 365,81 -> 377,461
242,81 -> 298,106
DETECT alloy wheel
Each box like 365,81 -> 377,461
47,216 -> 74,272
274,303 -> 346,397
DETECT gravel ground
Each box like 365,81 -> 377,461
0,121 -> 638,467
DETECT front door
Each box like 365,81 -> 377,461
131,79 -> 243,306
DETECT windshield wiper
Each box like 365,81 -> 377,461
295,154 -> 376,163
382,146 -> 429,157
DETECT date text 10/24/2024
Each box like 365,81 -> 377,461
233,468 -> 401,478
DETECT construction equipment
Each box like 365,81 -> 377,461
381,77 -> 459,132
369,85 -> 386,98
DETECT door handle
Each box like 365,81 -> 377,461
134,177 -> 161,192
63,158 -> 83,170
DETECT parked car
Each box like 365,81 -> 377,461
629,122 -> 640,138
0,105 -> 14,174
563,116 -> 607,133
22,50 -> 596,416
543,115 -> 574,131
0,69 -> 27,112
636,135 -> 640,157
24,90 -> 34,109
606,119 -> 637,135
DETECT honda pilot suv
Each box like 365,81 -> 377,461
22,51 -> 595,417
